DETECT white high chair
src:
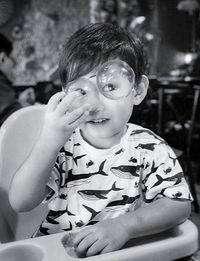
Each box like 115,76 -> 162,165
0,105 -> 48,243
0,105 -> 199,261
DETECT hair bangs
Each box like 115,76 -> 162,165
67,54 -> 102,83
59,23 -> 147,88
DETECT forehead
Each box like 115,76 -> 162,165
83,71 -> 97,80
81,58 -> 128,79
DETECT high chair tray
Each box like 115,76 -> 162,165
0,220 -> 198,261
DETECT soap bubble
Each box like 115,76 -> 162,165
97,59 -> 135,99
64,78 -> 97,111
62,59 -> 135,112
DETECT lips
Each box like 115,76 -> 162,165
88,118 -> 109,124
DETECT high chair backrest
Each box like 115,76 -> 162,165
0,105 -> 48,243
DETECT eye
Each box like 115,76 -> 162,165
103,83 -> 118,92
76,88 -> 87,96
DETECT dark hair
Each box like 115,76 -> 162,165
59,22 -> 147,88
0,33 -> 13,56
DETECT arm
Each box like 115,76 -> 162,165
73,197 -> 191,257
118,197 -> 191,238
9,91 -> 91,212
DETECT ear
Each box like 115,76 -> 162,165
133,75 -> 149,105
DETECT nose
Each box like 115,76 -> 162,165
76,79 -> 105,115
88,93 -> 105,115
89,104 -> 104,116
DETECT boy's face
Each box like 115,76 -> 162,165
65,60 -> 148,149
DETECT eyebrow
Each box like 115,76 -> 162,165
89,74 -> 96,79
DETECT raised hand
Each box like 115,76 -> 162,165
40,91 -> 91,151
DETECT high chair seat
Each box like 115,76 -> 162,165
0,105 -> 199,260
0,105 -> 48,242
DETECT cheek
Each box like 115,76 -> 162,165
112,98 -> 134,121
119,105 -> 133,121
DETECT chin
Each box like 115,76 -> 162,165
84,126 -> 122,141
87,130 -> 111,139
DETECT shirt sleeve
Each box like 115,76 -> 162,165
141,142 -> 193,203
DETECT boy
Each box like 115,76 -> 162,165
9,23 -> 192,257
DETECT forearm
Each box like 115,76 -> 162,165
117,197 -> 191,239
9,136 -> 60,212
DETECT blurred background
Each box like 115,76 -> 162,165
0,0 -> 199,83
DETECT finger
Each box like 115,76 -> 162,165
66,105 -> 90,126
99,243 -> 114,254
76,234 -> 98,257
56,92 -> 79,115
73,227 -> 93,246
67,110 -> 89,131
47,91 -> 66,111
86,240 -> 108,257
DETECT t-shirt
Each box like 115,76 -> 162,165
34,123 -> 192,236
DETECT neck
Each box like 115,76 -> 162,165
80,126 -> 127,149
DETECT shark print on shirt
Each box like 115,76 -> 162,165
67,160 -> 108,183
151,172 -> 184,188
33,124 -> 192,237
106,194 -> 140,207
110,164 -> 142,179
78,181 -> 123,200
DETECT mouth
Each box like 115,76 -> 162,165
87,118 -> 109,125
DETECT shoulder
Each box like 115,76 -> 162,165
127,123 -> 164,143
61,129 -> 80,152
60,128 -> 86,160
126,123 -> 174,159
